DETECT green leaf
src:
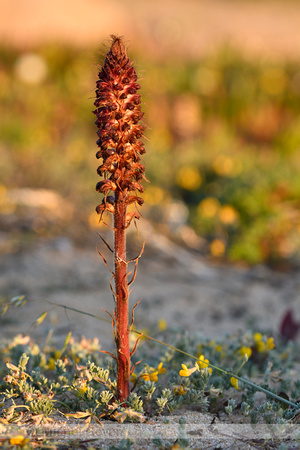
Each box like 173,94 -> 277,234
1,304 -> 8,316
32,311 -> 48,328
63,331 -> 72,349
65,411 -> 91,419
10,295 -> 27,307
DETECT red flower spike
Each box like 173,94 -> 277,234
94,36 -> 146,402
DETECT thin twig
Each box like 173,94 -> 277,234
130,334 -> 143,358
129,299 -> 142,332
97,233 -> 113,253
96,249 -> 114,276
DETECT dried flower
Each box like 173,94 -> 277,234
94,35 -> 146,226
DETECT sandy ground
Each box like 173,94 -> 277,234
1,220 -> 300,349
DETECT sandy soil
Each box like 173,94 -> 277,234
1,219 -> 300,350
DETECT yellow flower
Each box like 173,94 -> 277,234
197,355 -> 212,374
142,371 -> 158,382
142,372 -> 150,381
197,355 -> 209,369
130,373 -> 137,383
10,435 -> 30,446
158,318 -> 167,331
198,197 -> 220,218
149,371 -> 159,382
256,340 -> 266,352
218,205 -> 239,225
213,155 -> 235,176
157,362 -> 166,374
75,378 -> 88,395
176,166 -> 202,191
48,357 -> 56,371
239,346 -> 252,359
174,386 -> 187,396
267,337 -> 275,350
215,344 -> 223,352
142,362 -> 165,383
179,364 -> 196,377
254,332 -> 263,342
230,377 -> 239,390
210,239 -> 226,257
142,186 -> 168,206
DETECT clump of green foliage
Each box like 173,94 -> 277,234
0,324 -> 299,448
0,328 -> 299,429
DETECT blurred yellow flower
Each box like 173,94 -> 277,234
210,239 -> 226,257
48,358 -> 56,371
239,346 -> 252,359
255,336 -> 275,353
10,435 -> 30,446
213,155 -> 234,176
256,340 -> 266,352
179,364 -> 196,377
157,362 -> 166,374
130,373 -> 137,383
197,355 -> 212,374
142,362 -> 165,382
253,332 -> 263,342
174,385 -> 187,396
215,344 -> 223,352
142,186 -> 167,206
142,371 -> 158,382
219,205 -> 239,225
230,377 -> 239,390
158,318 -> 167,331
78,384 -> 87,395
267,337 -> 275,350
176,166 -> 202,191
197,355 -> 209,369
198,197 -> 220,218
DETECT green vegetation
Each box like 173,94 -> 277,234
1,44 -> 300,265
0,316 -> 299,448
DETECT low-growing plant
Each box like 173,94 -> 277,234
1,325 -> 299,425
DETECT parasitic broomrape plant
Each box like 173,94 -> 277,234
93,35 -> 146,401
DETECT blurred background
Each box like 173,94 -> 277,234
1,0 -> 300,268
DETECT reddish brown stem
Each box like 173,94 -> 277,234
114,191 -> 130,401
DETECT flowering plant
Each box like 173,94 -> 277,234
93,35 -> 146,401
